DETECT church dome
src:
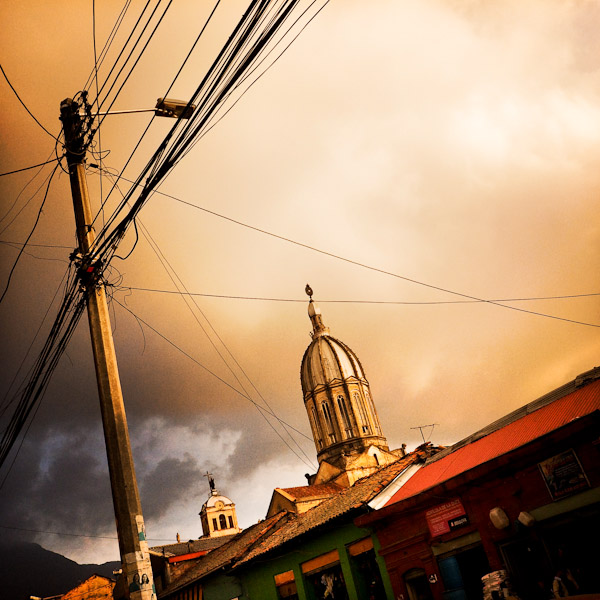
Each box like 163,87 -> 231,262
301,335 -> 366,396
202,494 -> 234,510
300,288 -> 388,471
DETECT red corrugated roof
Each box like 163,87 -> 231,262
385,378 -> 600,507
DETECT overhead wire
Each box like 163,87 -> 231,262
89,0 -> 223,229
91,169 -> 600,329
0,267 -> 86,479
178,0 -> 330,163
91,0 -> 104,227
112,297 -> 312,442
0,266 -> 72,419
0,0 -> 327,485
94,1 -> 174,123
88,0 -> 156,110
0,242 -> 69,265
0,241 -> 72,250
133,218 -> 316,469
0,158 -> 60,177
0,164 -> 59,305
0,149 -> 59,230
102,170 -> 314,468
0,64 -> 60,142
120,287 -> 600,305
82,0 -> 133,93
90,0 -> 328,269
0,523 -> 175,542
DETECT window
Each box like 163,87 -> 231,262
364,390 -> 381,435
337,395 -> 354,438
311,406 -> 323,449
228,515 -> 234,529
322,402 -> 336,443
274,570 -> 298,600
212,518 -> 218,531
353,391 -> 371,434
219,514 -> 227,529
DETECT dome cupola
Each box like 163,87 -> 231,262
199,473 -> 241,538
300,286 -> 389,469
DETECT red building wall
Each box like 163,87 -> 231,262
362,415 -> 600,600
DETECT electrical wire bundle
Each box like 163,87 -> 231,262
0,267 -> 85,479
0,0 -> 328,480
89,0 -> 328,273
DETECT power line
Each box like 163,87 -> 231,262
94,1 -> 174,120
0,158 -> 59,177
131,215 -> 315,469
0,524 -> 175,542
0,64 -> 60,142
0,267 -> 72,419
101,170 -> 314,468
89,0 -> 223,229
0,240 -> 73,249
92,171 -> 600,329
88,0 -> 330,271
0,270 -> 86,479
99,166 -> 310,465
0,148 -> 58,232
120,287 -> 600,305
83,0 -> 133,93
0,165 -> 59,305
112,297 -> 312,442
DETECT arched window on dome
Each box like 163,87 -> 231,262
212,518 -> 218,531
311,406 -> 323,449
353,391 -> 371,434
364,389 -> 382,435
337,395 -> 354,438
219,514 -> 227,529
322,402 -> 336,443
228,515 -> 234,529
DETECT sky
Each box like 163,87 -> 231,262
1,0 -> 600,565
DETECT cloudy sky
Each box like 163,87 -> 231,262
1,0 -> 599,564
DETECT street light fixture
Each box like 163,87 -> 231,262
95,97 -> 196,119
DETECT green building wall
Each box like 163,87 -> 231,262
233,520 -> 395,600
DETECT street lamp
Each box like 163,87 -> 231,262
95,97 -> 196,119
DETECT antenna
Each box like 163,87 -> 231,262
410,424 -> 439,444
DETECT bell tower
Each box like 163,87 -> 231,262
199,473 -> 242,538
301,286 -> 395,485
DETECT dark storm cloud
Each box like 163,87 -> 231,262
2,0 -> 600,565
140,455 -> 205,521
0,428 -> 114,538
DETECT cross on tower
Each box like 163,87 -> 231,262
204,471 -> 215,492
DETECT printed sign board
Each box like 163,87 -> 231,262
425,499 -> 469,537
538,449 -> 589,501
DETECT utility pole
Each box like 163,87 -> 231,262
60,93 -> 155,600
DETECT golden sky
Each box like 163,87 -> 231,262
1,0 -> 599,564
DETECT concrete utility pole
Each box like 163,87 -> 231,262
60,94 -> 155,600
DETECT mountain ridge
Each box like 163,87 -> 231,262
0,540 -> 120,600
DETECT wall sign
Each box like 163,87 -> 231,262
425,499 -> 469,537
538,449 -> 590,501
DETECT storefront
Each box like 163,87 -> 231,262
356,371 -> 600,600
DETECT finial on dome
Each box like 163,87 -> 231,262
305,284 -> 329,338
